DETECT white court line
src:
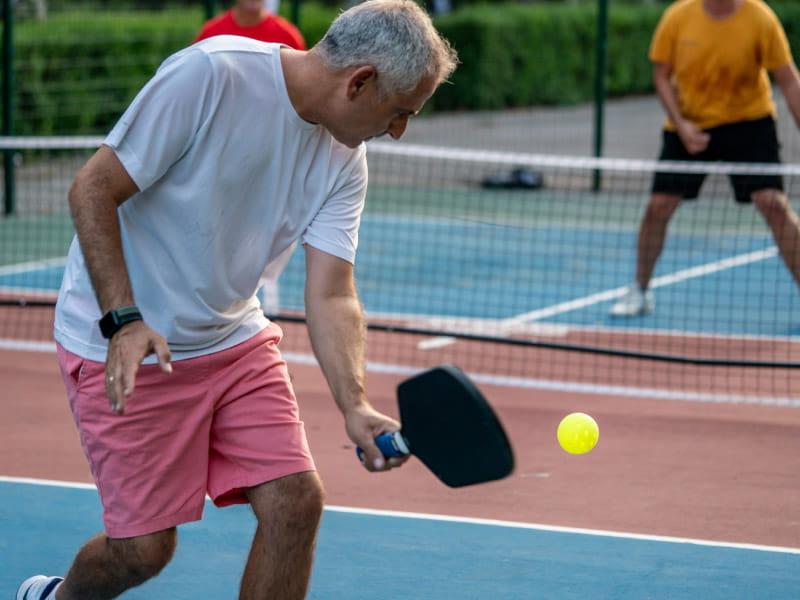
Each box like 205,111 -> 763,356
325,506 -> 800,555
0,339 -> 56,352
0,258 -> 65,300
0,257 -> 67,277
418,246 -> 780,349
1,342 -> 796,406
0,286 -> 59,299
1,475 -> 798,555
503,246 -> 777,330
280,352 -> 800,407
367,309 -> 798,343
0,475 -> 96,490
417,336 -> 457,350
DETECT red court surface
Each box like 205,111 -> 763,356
3,342 -> 800,550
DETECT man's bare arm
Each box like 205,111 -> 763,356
773,62 -> 800,130
68,145 -> 139,313
69,145 -> 171,411
304,245 -> 405,472
653,61 -> 710,154
653,61 -> 682,128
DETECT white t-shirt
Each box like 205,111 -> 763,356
54,37 -> 368,362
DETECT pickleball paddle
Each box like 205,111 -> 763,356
357,365 -> 514,488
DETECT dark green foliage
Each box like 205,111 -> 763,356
295,2 -> 339,46
12,9 -> 201,135
5,2 -> 800,134
430,2 -> 662,111
5,4 -> 341,135
428,1 -> 800,110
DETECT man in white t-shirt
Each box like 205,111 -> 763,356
18,2 -> 457,599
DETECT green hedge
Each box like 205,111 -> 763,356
5,1 -> 800,135
427,0 -> 800,110
431,4 -> 601,110
12,9 -> 203,135
5,4 -> 341,135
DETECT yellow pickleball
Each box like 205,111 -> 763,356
557,412 -> 599,455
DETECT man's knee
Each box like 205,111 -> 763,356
645,193 -> 682,222
752,189 -> 790,218
279,472 -> 325,521
108,528 -> 177,583
297,474 -> 326,519
249,472 -> 325,525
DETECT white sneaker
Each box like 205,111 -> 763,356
16,575 -> 63,600
610,285 -> 654,316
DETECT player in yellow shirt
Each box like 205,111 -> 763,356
611,0 -> 800,316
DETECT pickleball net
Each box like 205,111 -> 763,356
1,136 -> 798,403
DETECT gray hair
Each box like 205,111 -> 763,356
315,0 -> 458,95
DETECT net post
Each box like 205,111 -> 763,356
2,0 -> 15,216
592,0 -> 609,193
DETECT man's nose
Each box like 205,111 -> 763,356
388,116 -> 409,140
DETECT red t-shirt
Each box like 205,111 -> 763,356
194,10 -> 306,50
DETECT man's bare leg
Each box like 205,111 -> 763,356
753,189 -> 800,286
56,529 -> 177,600
240,471 -> 325,600
635,192 -> 683,290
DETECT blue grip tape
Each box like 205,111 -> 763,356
356,431 -> 410,462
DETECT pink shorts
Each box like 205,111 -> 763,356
57,324 -> 315,538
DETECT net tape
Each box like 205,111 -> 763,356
4,136 -> 800,176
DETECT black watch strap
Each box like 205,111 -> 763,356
99,305 -> 143,339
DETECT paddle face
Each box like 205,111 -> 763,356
397,365 -> 514,488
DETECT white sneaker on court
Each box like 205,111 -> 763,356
610,285 -> 654,316
16,575 -> 63,600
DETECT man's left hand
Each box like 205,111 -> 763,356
345,403 -> 409,472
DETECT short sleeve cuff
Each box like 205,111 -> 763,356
764,57 -> 792,72
302,233 -> 356,264
103,135 -> 151,191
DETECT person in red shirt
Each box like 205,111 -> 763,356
195,0 -> 306,50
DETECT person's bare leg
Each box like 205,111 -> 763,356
635,193 -> 683,289
753,189 -> 800,286
56,529 -> 177,600
239,471 -> 325,600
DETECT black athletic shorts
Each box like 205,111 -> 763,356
651,116 -> 783,203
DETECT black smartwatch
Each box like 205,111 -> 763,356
99,305 -> 143,339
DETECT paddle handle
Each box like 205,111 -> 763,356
356,431 -> 410,462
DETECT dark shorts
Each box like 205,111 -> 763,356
651,116 -> 783,203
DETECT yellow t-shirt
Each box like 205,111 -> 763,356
649,0 -> 792,130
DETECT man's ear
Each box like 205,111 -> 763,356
346,65 -> 378,100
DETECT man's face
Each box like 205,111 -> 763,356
330,70 -> 439,148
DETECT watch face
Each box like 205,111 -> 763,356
99,312 -> 116,339
99,307 -> 142,339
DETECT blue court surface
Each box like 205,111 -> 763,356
1,215 -> 798,338
2,479 -> 799,599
